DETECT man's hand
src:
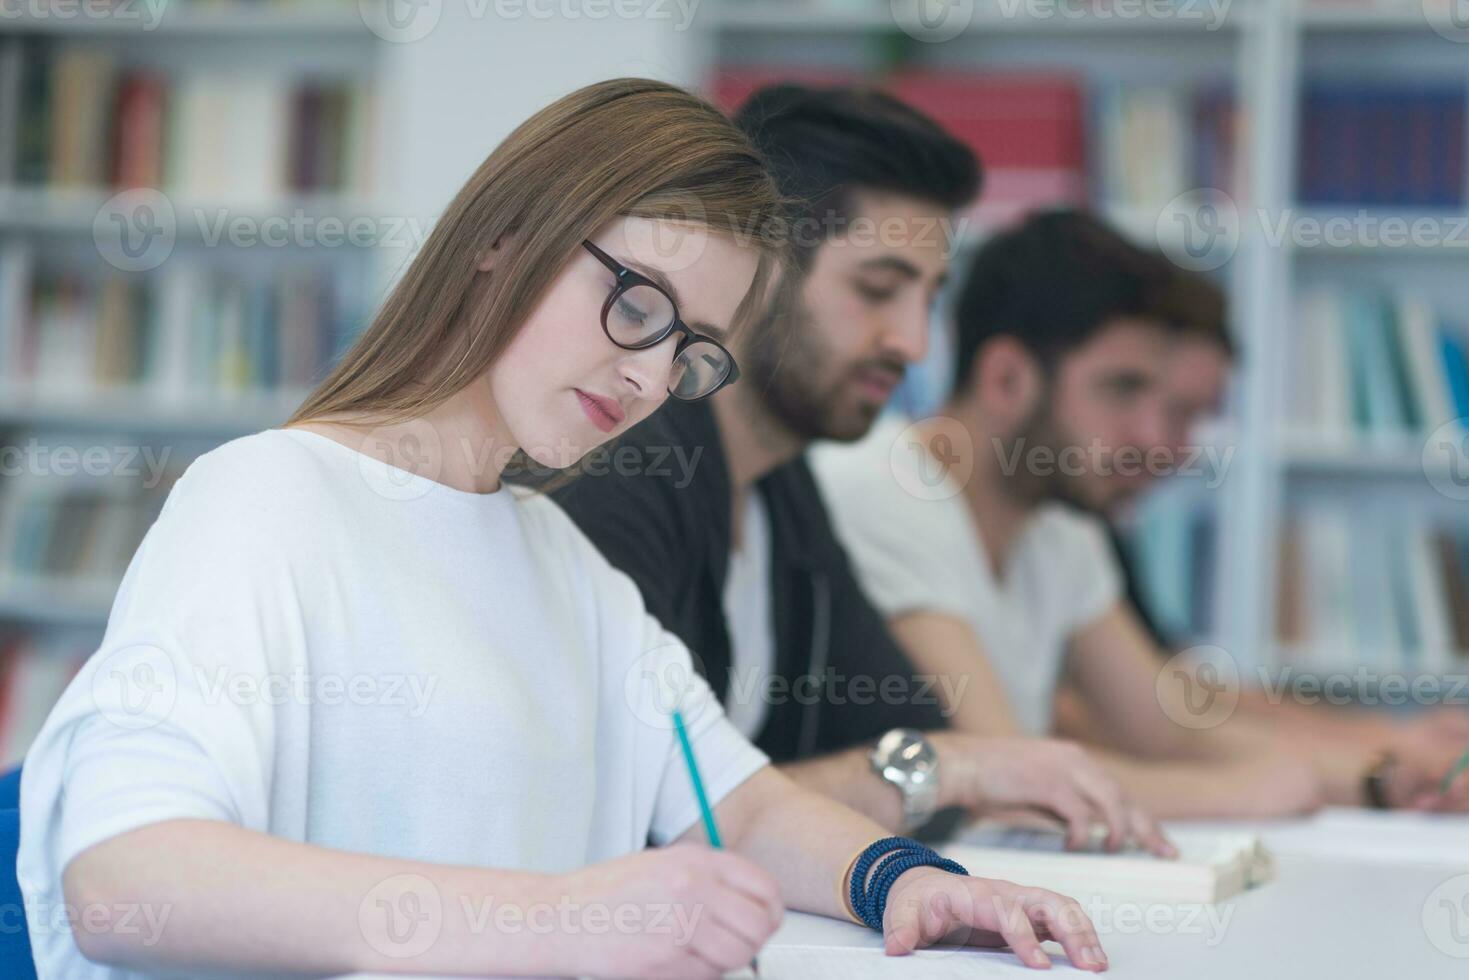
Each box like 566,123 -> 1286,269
882,866 -> 1109,971
1388,708 -> 1469,782
1380,750 -> 1469,812
934,733 -> 1176,856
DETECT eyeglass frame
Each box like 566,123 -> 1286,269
581,239 -> 741,401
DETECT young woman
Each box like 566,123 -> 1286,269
19,79 -> 1108,978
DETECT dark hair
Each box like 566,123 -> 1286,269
1156,265 -> 1235,360
951,208 -> 1229,391
733,83 -> 981,267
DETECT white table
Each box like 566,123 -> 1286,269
341,812 -> 1469,979
745,852 -> 1467,977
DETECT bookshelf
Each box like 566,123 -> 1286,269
0,0 -> 388,714
0,0 -> 1463,758
698,0 -> 1469,683
0,0 -> 716,759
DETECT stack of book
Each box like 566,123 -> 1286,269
1093,82 -> 1241,210
0,434 -> 201,602
711,67 -> 1243,229
1298,83 -> 1465,209
1289,289 -> 1469,442
0,247 -> 363,404
0,42 -> 374,198
1276,514 -> 1469,672
0,630 -> 93,768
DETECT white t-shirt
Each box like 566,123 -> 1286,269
809,416 -> 1122,735
19,427 -> 767,980
721,493 -> 775,740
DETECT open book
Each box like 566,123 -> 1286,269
942,821 -> 1274,904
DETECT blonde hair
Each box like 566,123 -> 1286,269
289,77 -> 788,429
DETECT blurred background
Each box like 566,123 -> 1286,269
0,0 -> 1466,761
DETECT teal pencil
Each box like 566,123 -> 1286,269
671,709 -> 759,976
672,709 -> 722,847
1441,744 -> 1469,795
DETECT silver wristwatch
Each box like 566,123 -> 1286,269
868,728 -> 940,831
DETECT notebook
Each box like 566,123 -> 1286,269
942,820 -> 1274,904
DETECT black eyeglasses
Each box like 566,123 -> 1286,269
582,239 -> 740,401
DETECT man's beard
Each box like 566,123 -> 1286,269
744,302 -> 901,444
1001,403 -> 1106,516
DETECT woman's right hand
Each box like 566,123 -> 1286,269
550,845 -> 784,979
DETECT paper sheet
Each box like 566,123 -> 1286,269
725,944 -> 1083,978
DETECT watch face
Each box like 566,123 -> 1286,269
875,729 -> 937,781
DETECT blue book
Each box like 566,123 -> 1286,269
1440,327 -> 1469,420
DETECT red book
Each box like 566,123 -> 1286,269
110,72 -> 166,189
885,70 -> 1087,171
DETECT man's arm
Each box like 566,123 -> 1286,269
1064,602 -> 1265,762
889,605 -> 1326,820
1065,602 -> 1469,810
854,607 -> 1172,852
775,730 -> 1174,855
887,611 -> 1021,735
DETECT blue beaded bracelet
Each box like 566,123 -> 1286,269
847,837 -> 969,932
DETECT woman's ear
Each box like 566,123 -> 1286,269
977,335 -> 1043,432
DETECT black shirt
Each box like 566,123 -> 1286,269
543,400 -> 949,763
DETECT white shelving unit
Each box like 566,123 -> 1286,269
700,0 -> 1468,675
0,0 -> 1463,671
0,1 -> 388,626
0,1 -> 709,643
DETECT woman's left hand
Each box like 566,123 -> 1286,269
882,867 -> 1109,971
